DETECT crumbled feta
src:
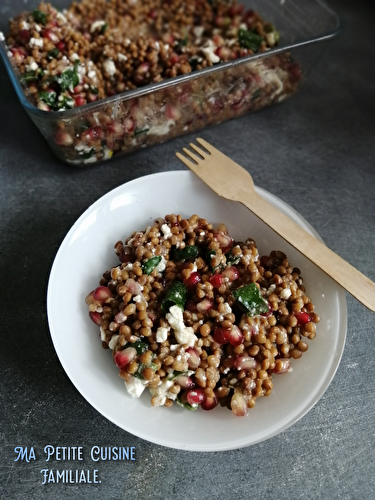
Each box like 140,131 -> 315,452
150,119 -> 175,136
266,284 -> 277,297
133,294 -> 144,303
125,377 -> 146,398
108,335 -> 119,350
20,22 -> 30,30
103,59 -> 117,76
156,326 -> 169,343
26,61 -> 38,72
149,379 -> 174,406
280,288 -> 292,300
88,70 -> 96,79
70,52 -> 80,62
124,263 -> 133,271
155,256 -> 167,273
100,327 -> 106,342
166,305 -> 197,347
193,26 -> 205,38
161,224 -> 172,239
34,24 -> 42,32
90,20 -> 106,33
117,53 -> 128,62
201,40 -> 220,64
222,303 -> 232,315
57,12 -> 68,23
29,37 -> 43,48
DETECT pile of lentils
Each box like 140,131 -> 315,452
85,214 -> 319,416
5,0 -> 281,111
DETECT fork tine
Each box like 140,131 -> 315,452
196,137 -> 214,153
189,143 -> 209,159
176,152 -> 196,169
182,147 -> 202,165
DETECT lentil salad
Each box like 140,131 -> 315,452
85,214 -> 319,416
4,0 -> 302,165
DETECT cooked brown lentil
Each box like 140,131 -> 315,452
85,214 -> 319,416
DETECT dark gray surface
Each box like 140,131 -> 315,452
1,0 -> 374,498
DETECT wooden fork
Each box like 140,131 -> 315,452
176,138 -> 375,312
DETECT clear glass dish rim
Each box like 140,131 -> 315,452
0,0 -> 340,121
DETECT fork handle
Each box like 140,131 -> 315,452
241,191 -> 375,312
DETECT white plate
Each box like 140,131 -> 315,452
47,170 -> 347,452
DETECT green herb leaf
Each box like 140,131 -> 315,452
161,281 -> 187,314
47,48 -> 59,60
38,90 -> 57,107
232,283 -> 269,316
32,9 -> 47,25
173,245 -> 199,261
238,29 -> 263,52
22,70 -> 38,82
176,396 -> 198,411
132,341 -> 149,356
225,248 -> 241,266
59,67 -> 79,91
142,256 -> 162,275
134,126 -> 150,136
55,94 -> 75,110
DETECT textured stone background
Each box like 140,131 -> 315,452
1,0 -> 374,498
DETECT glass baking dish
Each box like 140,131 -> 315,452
0,0 -> 339,166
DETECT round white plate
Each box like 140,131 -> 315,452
47,170 -> 347,452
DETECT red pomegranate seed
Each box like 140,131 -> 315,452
234,355 -> 257,371
229,4 -> 244,16
228,325 -> 244,346
222,266 -> 239,282
209,274 -> 224,288
165,104 -> 181,121
185,299 -> 198,312
56,41 -> 66,51
273,358 -> 291,374
10,47 -> 26,63
187,388 -> 205,405
106,120 -> 124,137
89,311 -> 102,326
260,302 -> 273,317
87,93 -> 98,102
183,271 -> 201,287
186,347 -> 200,370
123,117 -> 135,134
92,286 -> 113,303
114,346 -> 137,369
43,28 -> 59,43
125,278 -> 142,296
212,34 -> 225,47
214,231 -> 233,250
82,126 -> 102,141
196,298 -> 213,313
201,392 -> 219,411
175,375 -> 195,389
213,327 -> 231,345
230,392 -> 248,417
18,29 -> 30,43
54,129 -> 73,146
295,312 -> 311,326
74,95 -> 86,107
170,52 -> 180,64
